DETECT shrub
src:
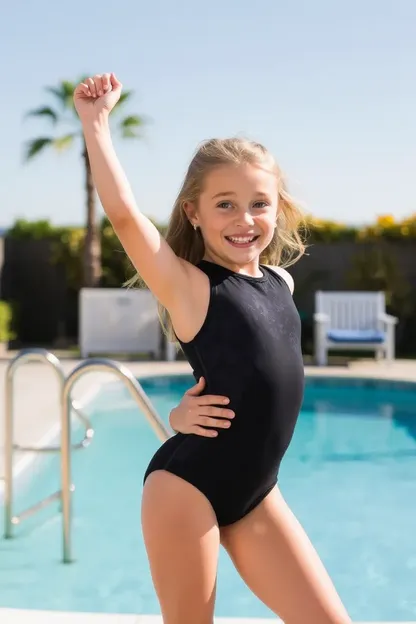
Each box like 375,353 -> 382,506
0,301 -> 16,343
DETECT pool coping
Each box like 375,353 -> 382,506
0,609 -> 412,624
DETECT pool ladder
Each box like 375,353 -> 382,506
2,348 -> 171,563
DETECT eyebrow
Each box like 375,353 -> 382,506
211,191 -> 271,200
211,191 -> 236,199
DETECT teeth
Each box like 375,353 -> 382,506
228,236 -> 255,243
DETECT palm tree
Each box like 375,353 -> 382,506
24,77 -> 145,287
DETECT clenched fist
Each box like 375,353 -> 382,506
73,73 -> 122,121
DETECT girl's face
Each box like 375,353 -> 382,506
186,162 -> 279,274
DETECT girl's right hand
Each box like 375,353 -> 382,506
169,377 -> 234,437
73,72 -> 122,122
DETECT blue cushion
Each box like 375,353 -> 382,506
327,329 -> 385,344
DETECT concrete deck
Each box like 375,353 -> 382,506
0,610 -> 277,624
0,351 -> 415,623
0,609 -> 408,624
0,609 -> 410,624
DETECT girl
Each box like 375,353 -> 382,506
74,72 -> 351,624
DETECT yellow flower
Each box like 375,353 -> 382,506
376,215 -> 395,227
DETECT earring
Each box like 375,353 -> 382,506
193,223 -> 198,230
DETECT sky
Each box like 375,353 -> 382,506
1,0 -> 416,229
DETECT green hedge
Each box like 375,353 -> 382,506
303,213 -> 416,242
4,215 -> 416,353
9,213 -> 416,246
7,217 -> 167,291
0,301 -> 16,343
6,213 -> 416,294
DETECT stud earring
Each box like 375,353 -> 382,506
193,223 -> 198,230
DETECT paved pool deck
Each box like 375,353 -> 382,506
0,611 -> 285,624
0,610 -> 411,624
0,351 -> 415,624
0,611 -> 278,623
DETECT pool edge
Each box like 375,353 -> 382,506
0,608 -> 413,623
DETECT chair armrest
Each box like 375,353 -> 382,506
313,313 -> 330,324
378,313 -> 398,326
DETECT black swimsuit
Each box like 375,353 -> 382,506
143,259 -> 305,526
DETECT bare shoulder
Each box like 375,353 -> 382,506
268,266 -> 294,294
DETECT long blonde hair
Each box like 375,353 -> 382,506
129,137 -> 306,341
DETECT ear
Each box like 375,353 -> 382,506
182,201 -> 198,228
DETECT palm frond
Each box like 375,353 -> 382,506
45,80 -> 76,110
44,86 -> 65,100
25,106 -> 59,124
52,133 -> 77,151
116,90 -> 134,107
119,114 -> 146,139
24,137 -> 53,161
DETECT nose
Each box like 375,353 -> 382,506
235,209 -> 255,228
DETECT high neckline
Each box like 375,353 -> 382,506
199,259 -> 269,283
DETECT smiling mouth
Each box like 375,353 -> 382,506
225,235 -> 260,247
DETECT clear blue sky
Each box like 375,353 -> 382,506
1,0 -> 415,229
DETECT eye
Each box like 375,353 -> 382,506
253,201 -> 269,209
217,201 -> 233,209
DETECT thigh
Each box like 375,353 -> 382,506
221,487 -> 351,624
141,470 -> 220,624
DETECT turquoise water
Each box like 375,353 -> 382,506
1,375 -> 416,620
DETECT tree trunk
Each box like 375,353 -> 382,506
83,142 -> 102,287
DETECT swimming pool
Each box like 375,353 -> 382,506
1,374 -> 416,621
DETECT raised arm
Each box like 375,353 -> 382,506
74,73 -> 191,309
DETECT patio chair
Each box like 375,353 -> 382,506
313,291 -> 398,366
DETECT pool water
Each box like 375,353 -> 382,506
1,375 -> 416,620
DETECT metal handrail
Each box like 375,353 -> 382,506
3,349 -> 94,538
61,358 -> 171,563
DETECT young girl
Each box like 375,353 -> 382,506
74,73 -> 351,624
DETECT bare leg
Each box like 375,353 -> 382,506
221,487 -> 351,624
141,470 -> 219,624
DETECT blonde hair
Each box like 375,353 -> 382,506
129,137 -> 307,341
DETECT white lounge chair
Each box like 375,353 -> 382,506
313,291 -> 398,366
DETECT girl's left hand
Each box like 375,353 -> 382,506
169,377 -> 234,437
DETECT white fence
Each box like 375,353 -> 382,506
79,288 -> 175,359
